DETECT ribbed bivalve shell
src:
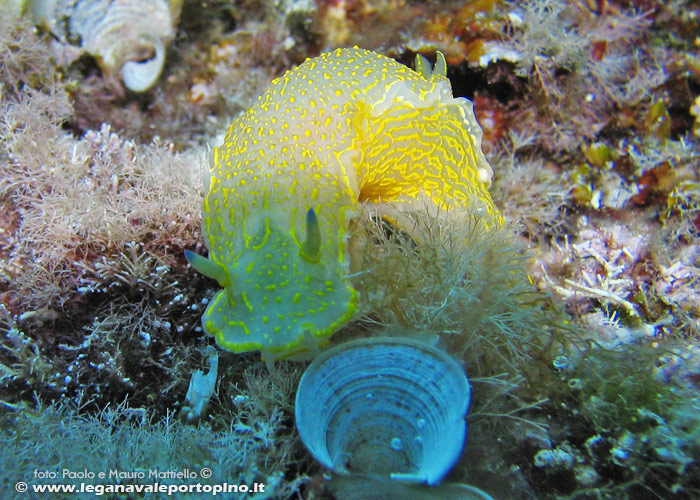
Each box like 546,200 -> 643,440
295,337 -> 470,485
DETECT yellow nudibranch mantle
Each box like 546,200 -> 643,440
187,47 -> 502,363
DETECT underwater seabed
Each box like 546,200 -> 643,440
3,207 -> 699,500
2,0 -> 700,499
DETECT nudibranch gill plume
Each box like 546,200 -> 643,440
187,47 -> 502,363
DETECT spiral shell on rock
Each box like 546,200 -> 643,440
28,0 -> 182,91
295,337 -> 470,485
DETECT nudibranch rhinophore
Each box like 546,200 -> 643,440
187,47 -> 502,363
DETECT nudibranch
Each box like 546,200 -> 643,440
187,47 -> 502,363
